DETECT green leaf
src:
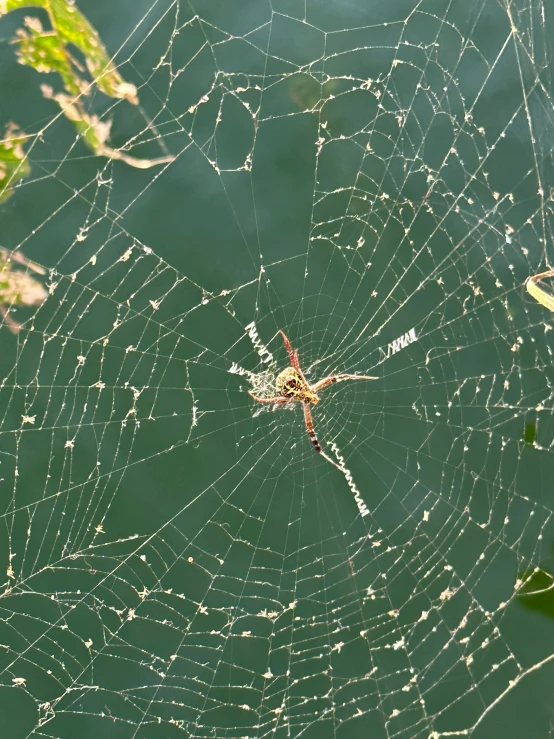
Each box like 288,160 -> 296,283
0,123 -> 31,203
0,247 -> 47,333
526,270 -> 554,312
516,568 -> 554,622
1,0 -> 138,103
0,1 -> 174,168
523,421 -> 537,446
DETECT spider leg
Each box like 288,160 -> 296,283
248,391 -> 289,404
279,330 -> 301,372
303,401 -> 321,453
279,330 -> 313,388
312,373 -> 378,393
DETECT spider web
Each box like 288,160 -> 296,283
1,0 -> 554,737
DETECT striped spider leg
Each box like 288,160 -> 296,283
249,330 -> 378,453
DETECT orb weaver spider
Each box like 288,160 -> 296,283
249,330 -> 378,453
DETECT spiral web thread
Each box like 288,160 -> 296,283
1,1 -> 554,738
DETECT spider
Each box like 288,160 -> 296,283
249,330 -> 378,453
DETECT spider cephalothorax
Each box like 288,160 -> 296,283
249,330 -> 377,453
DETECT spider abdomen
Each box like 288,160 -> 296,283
276,368 -> 304,398
249,330 -> 377,455
276,368 -> 319,403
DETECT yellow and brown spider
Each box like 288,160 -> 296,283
249,330 -> 377,453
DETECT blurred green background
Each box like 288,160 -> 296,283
1,1 -> 554,737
